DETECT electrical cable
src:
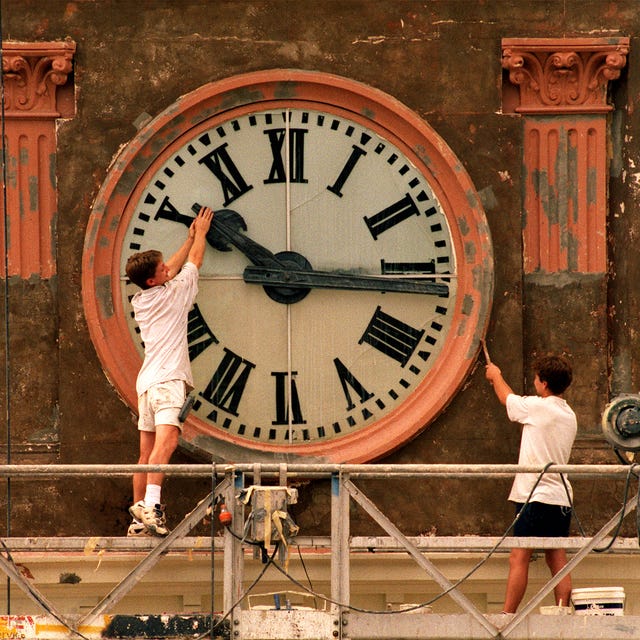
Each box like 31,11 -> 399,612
192,543 -> 279,640
210,464 -> 560,616
0,32 -> 91,632
295,544 -> 318,611
209,467 -> 216,640
0,0 -> 12,615
193,462 -> 640,624
590,463 -> 640,552
559,471 -> 586,537
224,515 -> 272,563
334,462 -> 562,614
435,461 -> 638,608
555,460 -> 640,552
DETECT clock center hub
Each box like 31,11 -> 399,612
264,251 -> 312,304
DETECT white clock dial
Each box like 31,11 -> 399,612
120,108 -> 455,447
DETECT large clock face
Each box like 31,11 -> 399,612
83,70 -> 493,463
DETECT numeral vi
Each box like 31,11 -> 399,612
271,371 -> 306,425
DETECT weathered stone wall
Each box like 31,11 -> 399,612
0,0 -> 639,537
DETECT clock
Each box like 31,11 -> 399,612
82,69 -> 493,463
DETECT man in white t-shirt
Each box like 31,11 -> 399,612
485,355 -> 577,613
124,206 -> 213,537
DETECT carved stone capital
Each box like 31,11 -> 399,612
502,37 -> 629,114
2,40 -> 76,117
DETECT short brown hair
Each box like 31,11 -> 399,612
125,250 -> 163,289
533,355 -> 573,395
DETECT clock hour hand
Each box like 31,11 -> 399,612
243,265 -> 449,296
191,203 -> 287,269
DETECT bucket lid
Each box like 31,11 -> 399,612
572,587 -> 625,595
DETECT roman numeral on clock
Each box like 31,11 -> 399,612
381,259 -> 436,275
263,128 -> 308,184
187,304 -> 219,361
363,193 -> 420,240
200,347 -> 255,417
327,145 -> 367,197
271,371 -> 306,425
359,306 -> 425,366
334,358 -> 374,411
153,195 -> 194,226
198,143 -> 254,206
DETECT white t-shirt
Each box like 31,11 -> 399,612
132,262 -> 199,396
506,393 -> 577,507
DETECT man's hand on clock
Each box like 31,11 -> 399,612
193,204 -> 449,302
189,205 -> 214,239
192,203 -> 287,269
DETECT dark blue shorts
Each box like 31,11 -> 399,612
513,502 -> 572,537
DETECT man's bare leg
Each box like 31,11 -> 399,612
545,548 -> 572,606
129,425 -> 179,536
134,430 -> 156,504
146,423 -> 180,488
503,548 -> 534,613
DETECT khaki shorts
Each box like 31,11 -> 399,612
138,380 -> 186,432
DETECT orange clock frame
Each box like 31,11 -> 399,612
82,69 -> 493,463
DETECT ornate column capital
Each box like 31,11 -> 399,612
2,40 -> 76,117
502,37 -> 629,114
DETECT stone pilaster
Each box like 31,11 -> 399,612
501,38 -> 628,440
0,41 -> 75,462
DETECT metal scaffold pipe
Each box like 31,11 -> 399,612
0,462 -> 634,478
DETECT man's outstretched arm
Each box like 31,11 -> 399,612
485,362 -> 514,406
187,206 -> 214,269
165,206 -> 214,276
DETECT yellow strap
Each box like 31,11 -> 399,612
264,489 -> 272,549
272,510 -> 289,571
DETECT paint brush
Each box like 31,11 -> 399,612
481,339 -> 491,364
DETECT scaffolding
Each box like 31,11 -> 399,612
1,462 -> 640,640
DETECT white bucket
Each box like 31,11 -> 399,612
571,587 -> 625,616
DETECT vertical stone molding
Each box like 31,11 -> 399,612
0,40 -> 76,278
522,117 -> 607,273
502,38 -> 628,437
502,37 -> 628,274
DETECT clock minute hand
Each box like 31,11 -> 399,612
243,265 -> 449,296
192,204 -> 287,269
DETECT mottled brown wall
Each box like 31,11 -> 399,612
1,0 -> 639,538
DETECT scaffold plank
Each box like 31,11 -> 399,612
1,536 -> 637,554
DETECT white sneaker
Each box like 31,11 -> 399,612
127,522 -> 153,537
128,501 -> 170,536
